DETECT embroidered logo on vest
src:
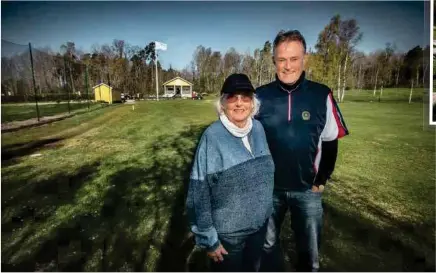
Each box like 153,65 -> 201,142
302,111 -> 311,121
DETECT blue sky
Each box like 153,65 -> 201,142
1,1 -> 429,70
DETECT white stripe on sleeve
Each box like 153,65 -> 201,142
321,95 -> 339,142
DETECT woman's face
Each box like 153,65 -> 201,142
223,92 -> 253,126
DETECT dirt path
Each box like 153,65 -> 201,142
1,112 -> 76,132
1,105 -> 109,133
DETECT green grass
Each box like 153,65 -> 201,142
1,101 -> 102,123
342,87 -> 425,103
1,90 -> 435,271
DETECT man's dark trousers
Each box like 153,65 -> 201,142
260,189 -> 323,272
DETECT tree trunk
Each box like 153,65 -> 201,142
373,67 -> 379,97
258,58 -> 263,86
337,63 -> 342,101
40,61 -> 50,93
14,78 -> 18,96
388,69 -> 392,88
423,63 -> 428,86
206,73 -> 210,93
395,67 -> 400,89
409,79 -> 414,104
151,65 -> 154,94
341,86 -> 345,102
68,59 -> 76,93
379,84 -> 383,102
341,52 -> 348,102
357,63 -> 362,91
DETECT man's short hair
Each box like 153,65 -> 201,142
273,30 -> 307,55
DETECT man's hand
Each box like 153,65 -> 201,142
312,185 -> 325,193
207,244 -> 228,262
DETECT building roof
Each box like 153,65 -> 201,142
92,83 -> 113,90
162,77 -> 193,86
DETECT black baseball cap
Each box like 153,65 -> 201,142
220,73 -> 255,95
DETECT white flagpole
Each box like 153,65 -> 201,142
154,41 -> 166,101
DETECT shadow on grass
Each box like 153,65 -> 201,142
323,201 -> 434,272
279,198 -> 435,272
1,138 -> 64,162
4,121 -> 432,272
96,123 -> 210,272
2,120 -> 434,271
1,162 -> 101,271
1,123 -> 210,272
2,138 -> 63,165
155,125 -> 210,272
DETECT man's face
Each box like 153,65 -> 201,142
274,40 -> 305,85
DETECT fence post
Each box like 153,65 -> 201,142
29,43 -> 40,121
63,56 -> 71,114
85,64 -> 90,110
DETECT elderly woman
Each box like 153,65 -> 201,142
186,73 -> 274,272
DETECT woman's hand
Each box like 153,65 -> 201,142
207,244 -> 228,262
312,185 -> 325,193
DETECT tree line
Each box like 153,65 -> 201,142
1,14 -> 429,102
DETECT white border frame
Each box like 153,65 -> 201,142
430,0 -> 435,125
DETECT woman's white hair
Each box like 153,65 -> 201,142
215,93 -> 261,118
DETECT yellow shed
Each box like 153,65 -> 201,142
93,83 -> 121,104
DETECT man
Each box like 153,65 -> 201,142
255,30 -> 349,272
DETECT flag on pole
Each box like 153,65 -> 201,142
155,41 -> 167,51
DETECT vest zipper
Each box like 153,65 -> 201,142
288,92 -> 292,122
279,83 -> 299,123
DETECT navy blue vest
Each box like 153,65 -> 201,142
256,76 -> 332,191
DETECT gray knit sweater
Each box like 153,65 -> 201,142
186,119 -> 275,251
